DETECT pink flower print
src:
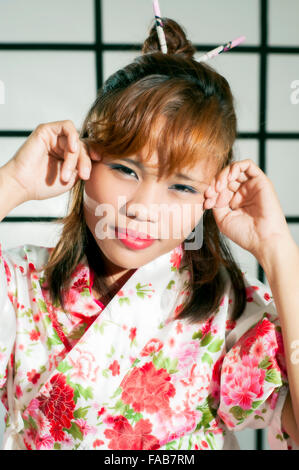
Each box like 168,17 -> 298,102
221,355 -> 266,410
15,385 -> 23,399
129,327 -> 137,342
29,329 -> 40,341
140,338 -> 163,357
245,285 -> 259,302
176,340 -> 199,370
226,319 -> 236,331
35,433 -> 55,450
97,407 -> 106,417
217,409 -> 235,428
93,439 -> 105,448
68,348 -> 99,382
109,360 -> 120,376
174,303 -> 184,318
27,369 -> 41,385
264,292 -> 271,302
75,419 -> 97,437
176,322 -> 183,334
62,287 -> 80,307
250,337 -> 266,362
170,245 -> 182,269
269,391 -> 279,410
201,316 -> 215,338
24,398 -> 40,419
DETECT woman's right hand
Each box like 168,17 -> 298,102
2,120 -> 102,203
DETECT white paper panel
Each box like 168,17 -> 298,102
102,0 -> 260,46
0,222 -> 63,250
267,55 -> 299,132
0,0 -> 94,43
199,53 -> 260,133
269,0 -> 299,46
266,140 -> 299,216
0,51 -> 97,130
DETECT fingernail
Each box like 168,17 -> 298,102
82,168 -> 90,179
216,181 -> 221,191
64,170 -> 71,181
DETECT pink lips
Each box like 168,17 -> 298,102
116,227 -> 155,240
114,227 -> 157,250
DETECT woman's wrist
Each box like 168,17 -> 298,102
0,162 -> 29,221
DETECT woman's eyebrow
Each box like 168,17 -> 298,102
119,157 -> 207,185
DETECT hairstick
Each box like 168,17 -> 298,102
152,0 -> 167,54
151,1 -> 245,61
196,36 -> 246,62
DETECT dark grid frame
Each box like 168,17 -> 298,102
0,0 -> 298,450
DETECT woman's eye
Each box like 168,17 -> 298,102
109,164 -> 138,178
109,164 -> 198,194
172,185 -> 198,194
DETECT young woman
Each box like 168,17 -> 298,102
0,18 -> 299,450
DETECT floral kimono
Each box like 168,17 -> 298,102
0,240 -> 298,450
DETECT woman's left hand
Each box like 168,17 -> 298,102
203,159 -> 292,261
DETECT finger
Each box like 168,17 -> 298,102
215,165 -> 231,192
228,159 -> 262,181
62,147 -> 79,182
48,119 -> 79,153
77,140 -> 94,180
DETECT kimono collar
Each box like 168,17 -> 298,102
62,243 -> 186,322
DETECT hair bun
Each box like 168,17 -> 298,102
142,17 -> 197,59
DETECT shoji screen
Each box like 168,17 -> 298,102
0,0 -> 298,450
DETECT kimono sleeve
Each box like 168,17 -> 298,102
0,242 -> 17,392
217,272 -> 299,450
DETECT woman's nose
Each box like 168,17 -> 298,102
125,184 -> 161,223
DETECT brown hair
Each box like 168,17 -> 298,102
43,17 -> 246,324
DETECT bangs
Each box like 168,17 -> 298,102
83,77 -> 235,179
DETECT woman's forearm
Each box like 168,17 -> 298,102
258,235 -> 299,442
0,164 -> 27,222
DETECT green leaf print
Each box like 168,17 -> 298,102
196,398 -> 217,431
192,330 -> 203,340
265,368 -> 282,385
251,400 -> 264,409
254,415 -> 265,421
76,384 -> 93,401
258,356 -> 272,369
201,352 -> 213,367
152,350 -> 179,374
135,282 -> 154,299
229,406 -> 253,421
207,338 -> 224,353
166,280 -> 175,290
54,443 -> 61,450
106,345 -> 115,358
37,299 -> 48,313
110,386 -> 122,399
57,361 -> 73,373
65,422 -> 83,441
47,332 -> 63,350
119,297 -> 130,305
73,406 -> 90,419
68,324 -> 87,340
80,288 -> 90,297
200,332 -> 213,347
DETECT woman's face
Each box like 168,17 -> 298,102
83,144 -> 218,279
